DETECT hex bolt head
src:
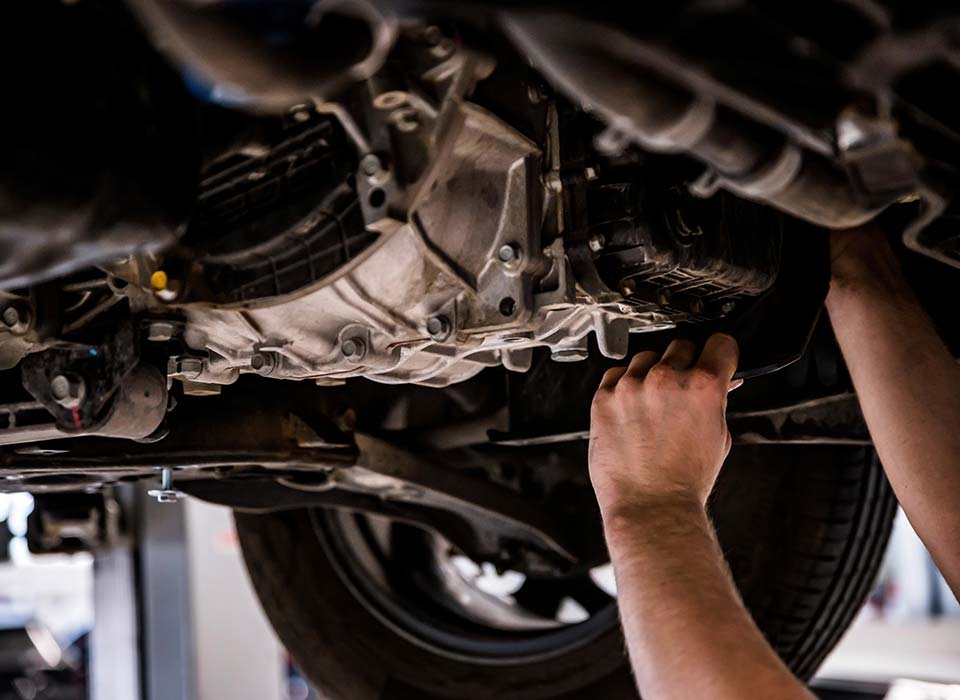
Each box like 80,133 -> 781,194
250,351 -> 277,375
359,153 -> 382,177
721,300 -> 737,314
176,358 -> 204,379
588,234 -> 605,253
656,288 -> 673,307
147,321 -> 176,342
689,298 -> 705,315
50,374 -> 86,409
497,244 -> 522,265
341,337 -> 366,361
620,279 -> 637,297
426,315 -> 452,342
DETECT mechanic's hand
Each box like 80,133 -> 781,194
588,334 -> 740,520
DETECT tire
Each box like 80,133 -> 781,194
235,444 -> 895,699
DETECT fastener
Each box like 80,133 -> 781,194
426,315 -> 452,342
50,374 -> 86,409
148,468 -> 183,504
341,337 -> 367,360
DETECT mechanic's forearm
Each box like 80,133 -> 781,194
826,238 -> 960,598
603,501 -> 814,700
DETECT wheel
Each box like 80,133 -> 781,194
235,443 -> 895,700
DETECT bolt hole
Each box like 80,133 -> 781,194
368,188 -> 386,208
499,297 -> 516,317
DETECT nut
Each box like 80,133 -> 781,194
588,234 -> 605,253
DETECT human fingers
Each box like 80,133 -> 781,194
697,333 -> 739,382
623,350 -> 660,380
598,366 -> 629,391
657,338 -> 698,370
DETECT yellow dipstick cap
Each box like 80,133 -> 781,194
150,270 -> 168,291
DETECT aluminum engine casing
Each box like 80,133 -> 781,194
178,104 -> 674,388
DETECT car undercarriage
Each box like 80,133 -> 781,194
2,1 -> 958,697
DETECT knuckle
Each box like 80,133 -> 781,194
616,373 -> 644,393
591,387 -> 613,408
691,365 -> 721,383
646,364 -> 677,385
600,368 -> 623,385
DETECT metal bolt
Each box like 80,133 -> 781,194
551,348 -> 589,363
148,468 -> 182,504
657,288 -> 673,307
721,300 -> 737,314
176,358 -> 203,378
588,234 -> 605,253
1,304 -> 31,335
341,337 -> 366,360
497,244 -> 521,265
50,374 -> 86,409
250,352 -> 277,375
689,298 -> 705,315
147,321 -> 176,342
2,307 -> 20,327
360,153 -> 382,177
426,315 -> 452,342
620,279 -> 637,297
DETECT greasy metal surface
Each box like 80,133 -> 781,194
179,104 -> 675,388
